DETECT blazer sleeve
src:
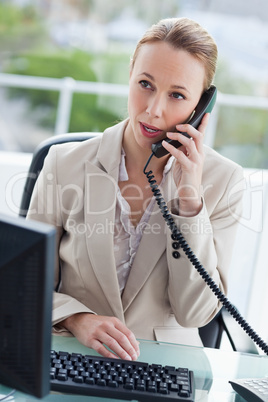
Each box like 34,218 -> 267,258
165,163 -> 244,328
26,146 -> 96,331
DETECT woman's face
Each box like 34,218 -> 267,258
126,41 -> 206,152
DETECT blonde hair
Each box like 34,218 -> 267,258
131,17 -> 218,90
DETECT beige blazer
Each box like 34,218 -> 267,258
28,119 -> 244,347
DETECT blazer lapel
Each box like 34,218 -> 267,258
84,161 -> 124,320
121,204 -> 166,312
121,169 -> 177,312
83,122 -> 127,321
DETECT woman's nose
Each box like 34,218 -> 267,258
146,95 -> 165,118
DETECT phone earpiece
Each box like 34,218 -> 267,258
186,110 -> 195,124
151,85 -> 217,158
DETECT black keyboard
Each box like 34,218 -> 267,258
50,350 -> 194,401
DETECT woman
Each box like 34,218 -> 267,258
28,17 -> 244,361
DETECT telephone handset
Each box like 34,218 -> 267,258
151,85 -> 217,158
143,85 -> 268,354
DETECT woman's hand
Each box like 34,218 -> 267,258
162,113 -> 210,217
60,313 -> 140,361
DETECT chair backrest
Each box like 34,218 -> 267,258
199,306 -> 259,354
19,133 -> 98,217
198,309 -> 223,349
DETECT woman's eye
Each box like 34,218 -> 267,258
171,92 -> 185,100
139,80 -> 152,89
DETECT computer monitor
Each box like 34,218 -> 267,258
0,213 -> 56,398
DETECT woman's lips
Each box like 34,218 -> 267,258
139,122 -> 164,139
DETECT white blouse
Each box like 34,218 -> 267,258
114,150 -> 173,293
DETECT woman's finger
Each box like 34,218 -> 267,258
97,329 -> 138,360
89,317 -> 140,360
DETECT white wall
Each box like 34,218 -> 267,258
0,151 -> 32,216
227,169 -> 268,345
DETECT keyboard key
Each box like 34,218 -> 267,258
56,373 -> 68,381
96,379 -> 106,386
73,376 -> 83,383
107,380 -> 118,388
85,378 -> 95,385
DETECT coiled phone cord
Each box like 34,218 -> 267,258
144,153 -> 268,355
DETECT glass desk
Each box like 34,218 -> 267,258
1,334 -> 268,401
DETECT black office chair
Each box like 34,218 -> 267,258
19,132 -> 97,218
19,133 -> 259,354
198,307 -> 259,354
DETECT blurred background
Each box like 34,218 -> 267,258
1,0 -> 268,349
0,0 -> 268,168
